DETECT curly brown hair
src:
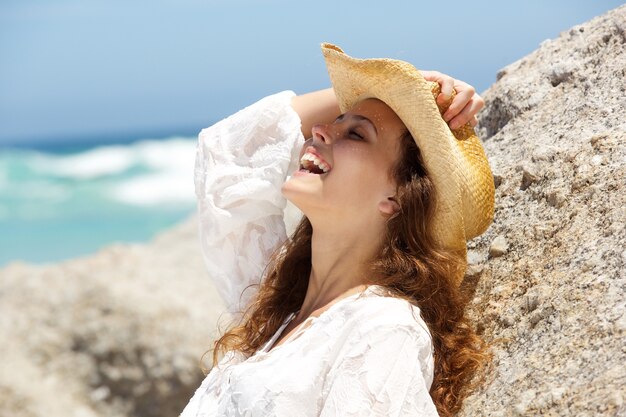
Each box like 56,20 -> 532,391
203,128 -> 491,416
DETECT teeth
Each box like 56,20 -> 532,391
300,152 -> 330,173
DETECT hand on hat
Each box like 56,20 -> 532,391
420,70 -> 485,130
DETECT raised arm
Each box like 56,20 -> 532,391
195,91 -> 304,319
290,88 -> 341,139
291,71 -> 484,139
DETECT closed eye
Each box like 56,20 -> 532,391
334,113 -> 377,139
349,130 -> 364,140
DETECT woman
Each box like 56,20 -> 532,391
182,43 -> 494,416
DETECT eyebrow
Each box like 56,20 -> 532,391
335,113 -> 378,136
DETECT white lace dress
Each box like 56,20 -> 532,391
180,91 -> 439,416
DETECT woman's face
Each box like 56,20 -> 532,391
282,98 -> 407,224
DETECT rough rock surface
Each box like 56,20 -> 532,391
1,5 -> 625,417
0,216 -> 226,417
461,5 -> 626,416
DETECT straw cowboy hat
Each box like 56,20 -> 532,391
321,42 -> 495,285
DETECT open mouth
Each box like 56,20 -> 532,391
299,151 -> 331,175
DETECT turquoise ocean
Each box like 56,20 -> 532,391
0,137 -> 198,268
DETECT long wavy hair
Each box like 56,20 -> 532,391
203,127 -> 491,416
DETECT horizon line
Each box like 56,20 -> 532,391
0,123 -> 211,151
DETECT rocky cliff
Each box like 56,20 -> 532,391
462,5 -> 625,416
0,218 -> 223,417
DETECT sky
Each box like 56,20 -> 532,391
0,0 -> 623,147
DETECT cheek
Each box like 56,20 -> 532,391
332,144 -> 372,181
329,149 -> 392,198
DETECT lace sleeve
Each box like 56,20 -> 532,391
194,91 -> 304,318
320,324 -> 439,417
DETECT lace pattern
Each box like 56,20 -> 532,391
181,288 -> 437,416
183,91 -> 439,416
194,91 -> 303,319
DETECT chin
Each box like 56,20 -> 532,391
281,183 -> 308,213
281,180 -> 323,217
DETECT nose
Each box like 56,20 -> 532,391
311,123 -> 333,145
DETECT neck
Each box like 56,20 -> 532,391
296,216 -> 385,319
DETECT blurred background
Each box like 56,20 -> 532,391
1,0 -> 622,268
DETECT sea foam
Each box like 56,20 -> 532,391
29,137 -> 196,181
20,137 -> 198,207
0,136 -> 199,266
106,138 -> 197,206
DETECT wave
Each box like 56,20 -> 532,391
110,171 -> 195,206
1,136 -> 198,208
0,136 -> 199,266
27,137 -> 197,180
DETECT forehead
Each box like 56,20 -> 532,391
348,98 -> 406,137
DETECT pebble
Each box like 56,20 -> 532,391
465,264 -> 485,278
520,168 -> 539,190
493,174 -> 504,188
489,235 -> 509,257
467,249 -> 487,265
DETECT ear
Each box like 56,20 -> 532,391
378,196 -> 401,217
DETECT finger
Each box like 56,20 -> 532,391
454,81 -> 484,110
421,70 -> 446,83
419,70 -> 439,81
474,94 -> 485,113
469,116 -> 479,127
436,77 -> 455,99
449,99 -> 483,130
421,70 -> 455,98
436,78 -> 458,102
443,85 -> 475,122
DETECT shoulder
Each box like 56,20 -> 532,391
353,289 -> 430,333
324,290 -> 436,388
332,289 -> 433,351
